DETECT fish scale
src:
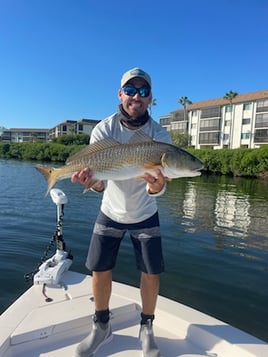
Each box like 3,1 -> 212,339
35,134 -> 203,194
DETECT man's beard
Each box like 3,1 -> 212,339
118,104 -> 150,127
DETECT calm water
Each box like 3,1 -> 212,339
1,159 -> 268,342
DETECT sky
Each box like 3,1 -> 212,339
0,0 -> 267,129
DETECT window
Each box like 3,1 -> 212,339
241,133 -> 250,139
200,118 -> 221,131
243,103 -> 251,111
172,111 -> 185,122
257,99 -> 268,113
255,113 -> 268,128
171,122 -> 187,131
254,129 -> 268,142
160,117 -> 171,125
225,105 -> 232,113
199,132 -> 220,144
201,106 -> 221,118
242,118 -> 250,125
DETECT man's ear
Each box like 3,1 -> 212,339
118,89 -> 123,100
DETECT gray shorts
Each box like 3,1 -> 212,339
86,211 -> 164,274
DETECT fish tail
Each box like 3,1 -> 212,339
35,165 -> 57,194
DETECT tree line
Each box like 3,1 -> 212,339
0,133 -> 267,180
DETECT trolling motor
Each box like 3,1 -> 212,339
33,188 -> 73,286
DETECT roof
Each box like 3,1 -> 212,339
76,119 -> 101,124
176,89 -> 268,111
9,128 -> 49,132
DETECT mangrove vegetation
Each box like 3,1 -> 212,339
0,133 -> 267,180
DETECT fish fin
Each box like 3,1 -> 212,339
161,153 -> 166,166
66,138 -> 120,164
143,162 -> 161,170
66,132 -> 153,164
127,130 -> 154,144
35,165 -> 57,195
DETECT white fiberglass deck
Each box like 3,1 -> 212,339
0,271 -> 267,357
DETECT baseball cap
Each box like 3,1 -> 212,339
121,67 -> 152,88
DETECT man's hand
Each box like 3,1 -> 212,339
71,168 -> 105,192
142,168 -> 171,194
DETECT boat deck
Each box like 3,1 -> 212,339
0,271 -> 267,357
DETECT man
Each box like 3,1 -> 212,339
72,67 -> 172,357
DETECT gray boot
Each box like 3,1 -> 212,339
139,319 -> 161,357
75,319 -> 112,357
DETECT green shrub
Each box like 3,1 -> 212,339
189,146 -> 268,179
0,142 -> 267,179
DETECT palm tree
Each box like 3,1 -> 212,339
223,90 -> 238,148
149,98 -> 157,116
223,90 -> 238,104
178,96 -> 192,126
178,96 -> 192,145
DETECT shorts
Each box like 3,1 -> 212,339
86,210 -> 164,274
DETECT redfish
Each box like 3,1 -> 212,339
36,131 -> 203,194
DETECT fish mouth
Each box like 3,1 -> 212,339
163,164 -> 203,178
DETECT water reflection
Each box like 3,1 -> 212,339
182,182 -> 197,232
180,180 -> 253,238
215,190 -> 251,238
1,160 -> 268,342
159,175 -> 268,258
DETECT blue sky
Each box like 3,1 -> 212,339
0,0 -> 267,129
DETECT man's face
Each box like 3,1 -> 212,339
118,78 -> 152,118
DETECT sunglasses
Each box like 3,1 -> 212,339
122,86 -> 151,98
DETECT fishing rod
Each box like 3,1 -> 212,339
25,188 -> 73,286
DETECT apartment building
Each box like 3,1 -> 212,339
1,128 -> 49,142
160,89 -> 268,149
1,118 -> 100,143
49,118 -> 100,140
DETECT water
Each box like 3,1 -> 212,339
1,159 -> 268,342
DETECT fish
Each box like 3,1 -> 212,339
35,131 -> 203,194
